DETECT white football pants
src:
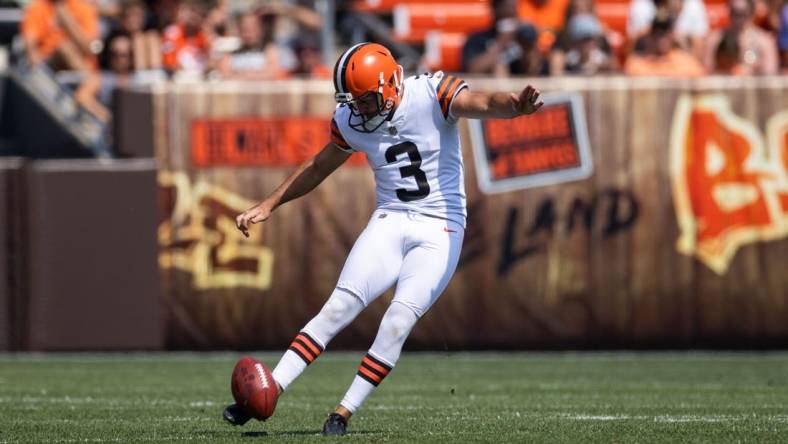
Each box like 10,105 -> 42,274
336,208 -> 464,317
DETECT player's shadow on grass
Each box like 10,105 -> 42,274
198,429 -> 380,438
244,430 -> 381,437
242,431 -> 269,437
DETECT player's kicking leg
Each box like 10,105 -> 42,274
223,210 -> 405,425
322,214 -> 464,436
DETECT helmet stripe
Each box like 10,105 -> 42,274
334,42 -> 367,95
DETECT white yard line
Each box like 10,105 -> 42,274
29,436 -> 206,443
559,413 -> 788,423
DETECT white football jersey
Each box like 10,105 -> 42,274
330,71 -> 469,227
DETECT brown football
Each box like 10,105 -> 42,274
230,356 -> 278,420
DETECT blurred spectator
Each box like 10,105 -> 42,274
203,0 -> 233,42
518,0 -> 570,31
462,0 -> 545,76
625,13 -> 706,76
628,0 -> 709,59
780,2 -> 788,70
120,0 -> 161,70
567,0 -> 595,15
161,0 -> 209,72
753,0 -> 782,31
289,34 -> 330,78
75,29 -> 133,122
712,28 -> 748,73
217,12 -> 279,79
146,0 -> 179,30
517,0 -> 571,51
256,1 -> 324,73
704,0 -> 778,75
258,1 -> 323,34
551,14 -> 617,75
93,0 -> 122,38
21,0 -> 101,71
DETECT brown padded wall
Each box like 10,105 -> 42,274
0,158 -> 24,350
114,89 -> 155,158
25,159 -> 164,350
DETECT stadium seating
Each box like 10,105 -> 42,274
594,0 -> 730,35
362,0 -> 734,72
705,3 -> 730,30
6,66 -> 107,158
424,31 -> 467,72
353,0 -> 486,13
596,1 -> 629,35
393,2 -> 492,43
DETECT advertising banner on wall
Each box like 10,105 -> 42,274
469,92 -> 593,193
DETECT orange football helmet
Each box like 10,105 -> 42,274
333,43 -> 404,133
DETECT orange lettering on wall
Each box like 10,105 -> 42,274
484,104 -> 573,153
670,95 -> 788,274
685,111 -> 772,240
491,143 -> 579,179
483,103 -> 579,180
191,118 -> 366,167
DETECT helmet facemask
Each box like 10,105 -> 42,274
348,91 -> 389,133
336,64 -> 403,133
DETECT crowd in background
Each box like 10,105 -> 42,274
464,0 -> 786,77
10,0 -> 788,122
17,0 -> 330,122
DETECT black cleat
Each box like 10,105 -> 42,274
321,412 -> 348,436
223,403 -> 252,426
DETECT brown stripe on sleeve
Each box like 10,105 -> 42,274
330,118 -> 352,150
436,75 -> 454,101
439,77 -> 462,118
440,79 -> 468,119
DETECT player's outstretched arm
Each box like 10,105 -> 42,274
451,85 -> 544,120
235,142 -> 351,237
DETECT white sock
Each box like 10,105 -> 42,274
271,349 -> 308,391
271,288 -> 364,391
339,302 -> 418,412
340,352 -> 395,413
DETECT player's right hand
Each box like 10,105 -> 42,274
236,203 -> 272,238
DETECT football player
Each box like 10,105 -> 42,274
226,42 -> 543,435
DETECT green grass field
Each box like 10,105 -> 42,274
1,352 -> 787,443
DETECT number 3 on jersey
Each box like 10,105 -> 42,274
385,142 -> 430,202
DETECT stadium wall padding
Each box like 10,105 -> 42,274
0,157 -> 25,350
21,159 -> 164,350
127,78 -> 788,349
114,88 -> 155,158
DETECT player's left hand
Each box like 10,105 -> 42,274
510,85 -> 544,115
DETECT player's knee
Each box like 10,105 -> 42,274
323,298 -> 349,324
321,289 -> 362,324
383,304 -> 418,342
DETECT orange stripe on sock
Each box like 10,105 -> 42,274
362,357 -> 390,376
290,341 -> 315,362
358,366 -> 382,383
297,334 -> 322,357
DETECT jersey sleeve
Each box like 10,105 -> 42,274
330,115 -> 355,153
431,72 -> 469,123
